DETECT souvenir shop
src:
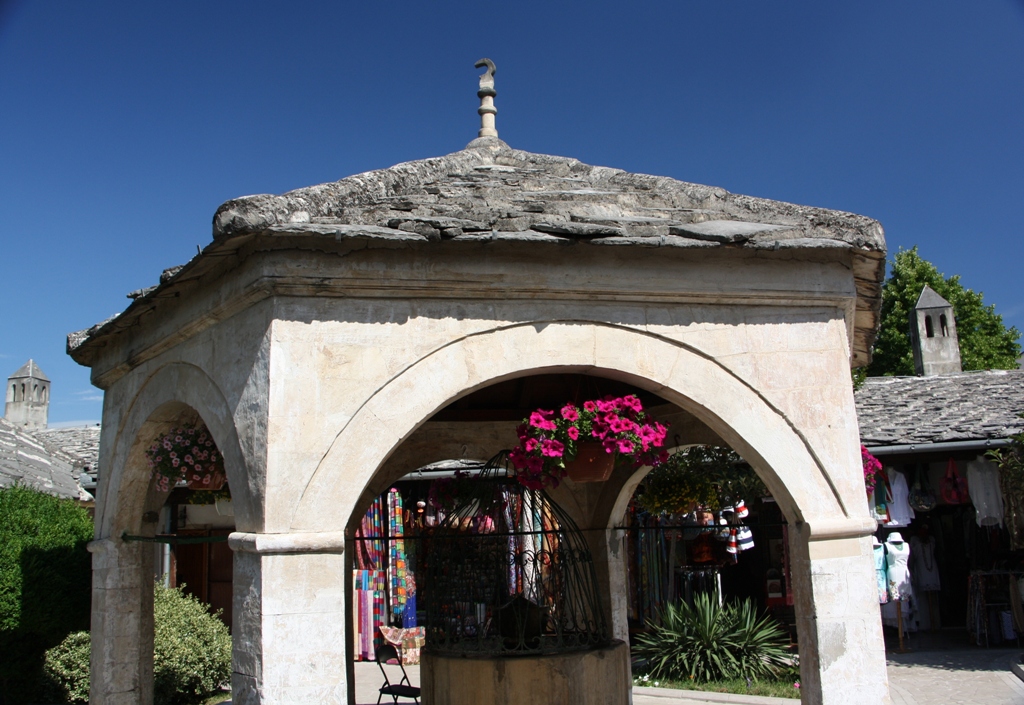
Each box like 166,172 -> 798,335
869,450 -> 1024,648
623,448 -> 797,641
624,496 -> 795,633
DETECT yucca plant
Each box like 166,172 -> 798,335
634,593 -> 790,683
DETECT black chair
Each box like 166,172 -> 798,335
375,643 -> 421,705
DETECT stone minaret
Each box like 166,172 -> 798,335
910,285 -> 962,376
5,359 -> 50,429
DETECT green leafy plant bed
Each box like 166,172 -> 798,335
633,674 -> 801,699
633,594 -> 792,684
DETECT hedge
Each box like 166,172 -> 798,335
0,485 -> 93,703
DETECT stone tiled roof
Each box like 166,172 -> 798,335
855,369 -> 1024,446
0,418 -> 84,499
36,425 -> 101,490
68,137 -> 886,366
8,359 -> 49,381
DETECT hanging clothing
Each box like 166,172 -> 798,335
874,543 -> 889,604
885,538 -> 912,602
885,469 -> 916,527
909,535 -> 941,592
967,457 -> 1004,528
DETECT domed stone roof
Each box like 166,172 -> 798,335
213,137 -> 884,256
69,136 -> 885,366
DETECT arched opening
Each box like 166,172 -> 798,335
940,314 -> 949,337
284,321 -> 878,704
90,362 -> 250,705
925,315 -> 934,338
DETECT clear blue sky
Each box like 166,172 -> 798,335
2,1 -> 1022,425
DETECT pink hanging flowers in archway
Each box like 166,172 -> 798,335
146,424 -> 225,492
510,394 -> 669,489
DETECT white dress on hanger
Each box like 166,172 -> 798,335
885,469 -> 916,527
967,456 -> 1004,527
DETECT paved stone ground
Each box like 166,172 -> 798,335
886,648 -> 1024,705
347,651 -> 1024,704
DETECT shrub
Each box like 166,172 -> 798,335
633,593 -> 790,683
42,631 -> 91,703
41,584 -> 232,704
154,583 -> 232,705
0,485 -> 93,703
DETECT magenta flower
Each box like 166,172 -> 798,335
566,426 -> 579,440
525,438 -> 540,452
560,404 -> 579,422
583,400 -> 597,412
616,438 -> 635,454
529,410 -> 557,431
541,439 -> 565,458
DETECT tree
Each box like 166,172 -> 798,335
867,247 -> 1021,377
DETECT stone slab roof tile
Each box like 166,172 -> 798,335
855,369 -> 1024,446
0,418 -> 84,499
35,425 -> 101,488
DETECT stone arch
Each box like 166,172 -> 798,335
97,361 -> 253,539
292,321 -> 860,535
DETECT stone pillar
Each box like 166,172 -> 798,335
88,538 -> 155,705
228,532 -> 349,705
788,522 -> 891,705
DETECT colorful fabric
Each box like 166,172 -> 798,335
388,488 -> 408,619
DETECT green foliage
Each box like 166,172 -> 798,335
638,446 -> 766,514
868,246 -> 1021,376
42,631 -> 91,704
0,485 -> 93,703
634,594 -> 790,683
41,585 -> 232,705
153,584 -> 232,705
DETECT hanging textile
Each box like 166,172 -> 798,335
967,457 -> 1005,528
388,488 -> 409,621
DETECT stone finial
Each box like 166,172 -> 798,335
475,58 -> 497,138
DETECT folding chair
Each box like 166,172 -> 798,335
375,643 -> 421,705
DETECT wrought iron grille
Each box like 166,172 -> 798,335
422,452 -> 610,657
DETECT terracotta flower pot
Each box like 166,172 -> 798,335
565,442 -> 615,483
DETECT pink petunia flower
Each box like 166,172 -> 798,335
540,439 -> 565,458
560,404 -> 579,422
529,410 -> 557,431
566,426 -> 579,441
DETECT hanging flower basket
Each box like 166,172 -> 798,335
564,442 -> 616,483
510,394 -> 669,488
146,424 -> 226,493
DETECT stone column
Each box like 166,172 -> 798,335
88,538 -> 155,705
788,521 -> 891,705
228,532 -> 349,705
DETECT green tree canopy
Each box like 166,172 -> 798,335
867,247 -> 1021,376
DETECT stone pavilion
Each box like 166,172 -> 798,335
70,61 -> 890,704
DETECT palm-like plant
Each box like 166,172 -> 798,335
634,594 -> 790,683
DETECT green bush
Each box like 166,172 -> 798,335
153,583 -> 232,705
0,485 -> 93,703
42,631 -> 91,703
634,593 -> 790,683
42,584 -> 232,705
